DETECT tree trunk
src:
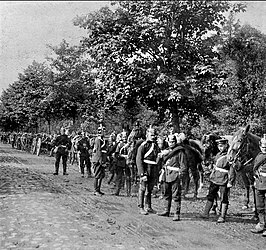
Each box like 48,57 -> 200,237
170,110 -> 180,133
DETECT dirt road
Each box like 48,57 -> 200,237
0,143 -> 264,249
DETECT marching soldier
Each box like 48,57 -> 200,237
52,127 -> 72,175
91,126 -> 108,195
251,134 -> 266,236
136,126 -> 160,215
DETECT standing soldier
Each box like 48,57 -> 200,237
251,134 -> 266,236
112,131 -> 130,196
136,126 -> 160,215
157,134 -> 187,221
200,138 -> 236,223
52,127 -> 72,175
91,126 -> 108,196
77,131 -> 92,178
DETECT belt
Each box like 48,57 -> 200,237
260,172 -> 266,177
215,167 -> 228,173
120,154 -> 128,159
144,159 -> 157,165
101,150 -> 107,153
166,166 -> 180,172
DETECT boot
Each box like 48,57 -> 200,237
262,230 -> 266,237
173,201 -> 181,221
145,193 -> 155,213
139,208 -> 148,215
251,213 -> 265,234
200,200 -> 213,219
126,177 -> 131,197
217,203 -> 228,223
138,189 -> 145,211
157,199 -> 171,217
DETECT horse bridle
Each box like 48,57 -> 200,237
231,134 -> 253,168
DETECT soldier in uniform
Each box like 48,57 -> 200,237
136,126 -> 160,215
251,134 -> 266,236
157,134 -> 187,221
112,131 -> 130,196
52,127 -> 72,175
200,138 -> 236,223
91,126 -> 108,196
77,131 -> 92,178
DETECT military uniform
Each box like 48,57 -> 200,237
52,133 -> 71,175
77,136 -> 92,178
92,133 -> 108,195
251,149 -> 266,235
113,140 -> 131,196
136,139 -> 159,213
201,138 -> 236,223
157,145 -> 187,221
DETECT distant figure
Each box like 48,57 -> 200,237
52,127 -> 71,175
91,126 -> 108,196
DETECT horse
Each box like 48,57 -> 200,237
177,136 -> 203,199
227,124 -> 260,219
201,133 -> 221,177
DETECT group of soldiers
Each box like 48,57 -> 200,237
1,123 -> 266,236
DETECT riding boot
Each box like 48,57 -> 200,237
98,178 -> 104,195
94,178 -> 99,192
200,200 -> 213,219
126,177 -> 131,197
138,189 -> 148,215
251,213 -> 265,234
173,201 -> 181,221
217,203 -> 228,223
157,199 -> 171,217
145,193 -> 155,213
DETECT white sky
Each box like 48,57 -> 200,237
0,1 -> 265,95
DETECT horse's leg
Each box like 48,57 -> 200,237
191,169 -> 199,199
240,170 -> 250,209
251,185 -> 259,220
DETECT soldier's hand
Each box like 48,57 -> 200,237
227,183 -> 233,188
140,175 -> 148,182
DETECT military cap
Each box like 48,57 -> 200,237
216,138 -> 228,145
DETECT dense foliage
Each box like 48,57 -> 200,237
0,1 -> 265,136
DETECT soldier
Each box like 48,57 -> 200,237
107,132 -> 118,185
52,127 -> 72,175
200,138 -> 236,223
251,134 -> 266,236
77,131 -> 92,178
91,126 -> 108,196
112,131 -> 129,196
136,126 -> 160,215
157,134 -> 187,221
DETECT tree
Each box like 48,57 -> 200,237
74,0 -> 246,132
218,24 -> 266,132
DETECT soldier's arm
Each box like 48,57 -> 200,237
136,144 -> 145,176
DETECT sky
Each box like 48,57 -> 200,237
0,1 -> 266,96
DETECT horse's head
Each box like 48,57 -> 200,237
201,134 -> 220,167
227,125 -> 260,170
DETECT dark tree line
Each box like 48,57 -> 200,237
0,1 -> 265,136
